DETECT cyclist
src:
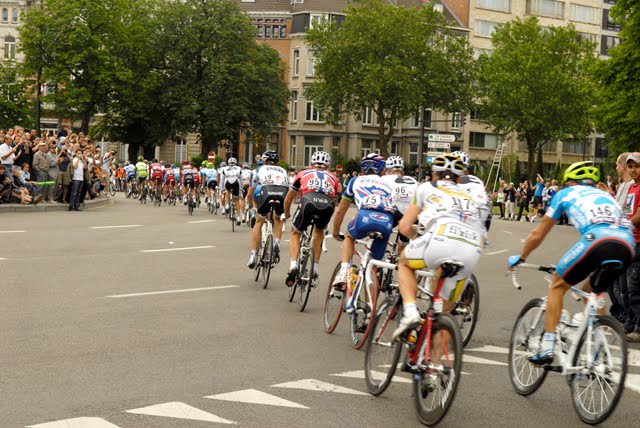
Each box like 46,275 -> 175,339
283,151 -> 339,286
453,150 -> 492,230
381,155 -> 418,252
181,159 -> 197,205
220,158 -> 243,223
247,150 -> 289,268
163,163 -> 176,200
393,153 -> 485,339
241,162 -> 253,222
149,159 -> 164,196
201,161 -> 219,207
508,161 -> 635,365
123,161 -> 135,196
331,153 -> 395,288
135,156 -> 148,200
193,164 -> 201,205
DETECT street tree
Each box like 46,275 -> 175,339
477,17 -> 596,179
0,62 -> 33,129
305,0 -> 476,158
590,0 -> 640,154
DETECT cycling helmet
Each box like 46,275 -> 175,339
360,153 -> 386,175
262,150 -> 279,164
152,158 -> 158,163
220,161 -> 227,168
170,164 -> 175,168
431,153 -> 466,177
385,155 -> 404,171
310,151 -> 331,168
563,161 -> 600,184
125,161 -> 130,166
242,162 -> 251,169
228,157 -> 237,166
451,151 -> 470,168
138,156 -> 144,162
182,159 -> 189,165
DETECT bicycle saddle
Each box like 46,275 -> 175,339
440,261 -> 464,278
367,232 -> 384,240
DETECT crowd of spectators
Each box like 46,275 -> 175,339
0,126 -> 115,210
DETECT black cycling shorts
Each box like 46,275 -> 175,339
225,180 -> 241,197
292,192 -> 335,232
207,181 -> 217,190
256,185 -> 287,217
183,176 -> 194,189
565,239 -> 632,289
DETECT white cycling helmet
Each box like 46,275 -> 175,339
310,150 -> 331,168
228,158 -> 237,166
385,155 -> 404,171
451,151 -> 470,168
431,154 -> 466,177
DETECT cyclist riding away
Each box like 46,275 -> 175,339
201,161 -> 219,207
124,161 -> 135,196
135,156 -> 148,200
221,158 -> 243,224
163,163 -> 176,199
241,162 -> 253,222
453,150 -> 492,231
181,159 -> 197,204
149,159 -> 164,195
247,151 -> 289,268
394,154 -> 485,339
509,161 -> 635,365
284,151 -> 339,286
381,155 -> 418,252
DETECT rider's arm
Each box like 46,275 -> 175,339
398,204 -> 421,238
520,216 -> 555,260
284,188 -> 297,218
332,198 -> 351,237
248,187 -> 255,206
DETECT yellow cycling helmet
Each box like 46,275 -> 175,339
431,153 -> 466,177
563,161 -> 600,184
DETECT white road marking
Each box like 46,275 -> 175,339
501,230 -> 513,235
0,230 -> 26,233
377,364 -> 471,375
520,238 -> 526,243
629,349 -> 640,367
626,374 -> 640,394
467,345 -> 525,355
463,355 -> 508,366
485,249 -> 508,256
169,241 -> 174,244
0,258 -> 6,260
27,417 -> 120,428
205,389 -> 308,408
140,245 -> 214,253
331,370 -> 412,384
188,219 -> 216,224
90,225 -> 141,229
272,379 -> 368,395
125,402 -> 236,424
106,285 -> 240,298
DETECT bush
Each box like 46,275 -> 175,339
190,154 -> 203,168
278,160 -> 290,171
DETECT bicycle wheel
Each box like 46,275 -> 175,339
109,183 -> 116,196
261,234 -> 273,289
288,251 -> 302,303
413,313 -> 463,427
350,270 -> 379,350
323,263 -> 344,334
452,274 -> 480,347
298,246 -> 314,312
231,204 -> 235,232
364,295 -> 403,396
508,298 -> 548,396
254,245 -> 262,282
571,315 -> 627,425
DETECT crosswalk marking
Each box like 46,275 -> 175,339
125,401 -> 236,424
331,370 -> 412,384
463,355 -> 508,366
205,389 -> 308,408
27,417 -> 120,428
467,345 -> 525,355
272,379 -> 368,395
626,374 -> 640,394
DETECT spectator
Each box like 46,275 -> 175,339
57,147 -> 72,203
69,149 -> 85,211
47,144 -> 60,203
533,174 -> 544,208
504,182 -> 516,220
0,165 -> 12,203
19,163 -> 37,195
516,181 -> 533,222
10,166 -> 42,205
33,142 -> 53,202
496,180 -> 505,219
57,125 -> 68,140
0,135 -> 22,180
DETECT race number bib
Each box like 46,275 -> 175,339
586,204 -> 617,225
438,223 -> 481,247
362,194 -> 382,210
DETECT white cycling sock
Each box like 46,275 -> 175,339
290,260 -> 297,270
274,239 -> 280,246
341,262 -> 350,271
542,332 -> 556,352
251,250 -> 257,257
403,302 -> 418,318
314,262 -> 320,272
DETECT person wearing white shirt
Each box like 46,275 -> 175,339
69,149 -> 85,211
0,136 -> 22,180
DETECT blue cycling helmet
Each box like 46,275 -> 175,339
360,153 -> 385,175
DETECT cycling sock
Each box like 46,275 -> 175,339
403,301 -> 418,318
290,260 -> 297,270
314,262 -> 320,272
542,332 -> 556,352
251,250 -> 257,257
341,262 -> 350,271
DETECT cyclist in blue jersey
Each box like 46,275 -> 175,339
331,153 -> 395,287
509,161 -> 635,365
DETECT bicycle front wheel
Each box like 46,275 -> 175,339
364,295 -> 403,396
298,247 -> 314,312
350,271 -> 379,350
109,183 -> 116,196
452,274 -> 480,347
571,315 -> 627,425
231,207 -> 235,232
413,313 -> 462,427
261,234 -> 273,289
323,263 -> 344,334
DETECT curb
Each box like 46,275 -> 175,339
0,197 -> 115,213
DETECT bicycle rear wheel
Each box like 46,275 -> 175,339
364,296 -> 403,396
571,315 -> 627,425
231,205 -> 235,232
323,263 -> 344,334
452,274 -> 480,347
109,183 -> 116,196
413,313 -> 462,426
298,247 -> 314,312
261,234 -> 273,289
350,271 -> 379,349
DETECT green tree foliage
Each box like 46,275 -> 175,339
477,17 -> 596,179
590,0 -> 640,154
0,62 -> 33,129
305,0 -> 476,157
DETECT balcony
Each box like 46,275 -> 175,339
526,0 -> 564,19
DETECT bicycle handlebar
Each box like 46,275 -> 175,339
509,263 -> 556,290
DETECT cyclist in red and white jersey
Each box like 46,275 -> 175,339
163,164 -> 176,199
149,159 -> 164,193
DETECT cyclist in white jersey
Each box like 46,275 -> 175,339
220,158 -> 243,224
453,151 -> 492,230
394,154 -> 485,338
380,155 -> 418,250
240,162 -> 253,222
247,151 -> 289,268
201,162 -> 219,206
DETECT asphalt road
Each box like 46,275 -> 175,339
1,194 -> 639,428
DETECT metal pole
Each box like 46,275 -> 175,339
34,0 -> 44,137
418,107 -> 425,181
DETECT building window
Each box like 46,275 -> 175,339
307,50 -> 315,76
4,36 -> 16,59
305,100 -> 322,122
290,136 -> 297,165
309,14 -> 324,29
602,9 -> 621,31
475,20 -> 500,38
362,107 -> 373,125
526,0 -> 564,19
577,32 -> 598,46
476,0 -> 510,12
470,132 -> 500,149
361,139 -> 374,157
570,4 -> 598,24
1,9 -> 7,22
332,136 -> 340,151
390,141 -> 399,155
451,112 -> 463,131
562,139 -> 591,155
253,17 -> 286,38
601,35 -> 621,55
293,50 -> 300,76
175,139 -> 187,163
304,136 -> 323,165
411,109 -> 432,128
11,8 -> 18,23
409,143 -> 419,165
291,90 -> 298,122
595,137 -> 608,158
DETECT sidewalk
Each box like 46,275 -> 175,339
0,196 -> 114,213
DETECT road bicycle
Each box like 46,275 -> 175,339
152,181 -> 162,206
108,179 -> 116,197
323,233 -> 382,350
253,200 -> 280,289
129,181 -> 140,199
139,180 -> 149,204
229,196 -> 240,232
363,260 -> 463,426
166,184 -> 177,206
288,221 -> 321,312
185,183 -> 197,215
508,263 -> 627,425
207,192 -> 218,215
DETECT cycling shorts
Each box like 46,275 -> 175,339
557,227 -> 634,287
256,185 -> 287,217
207,180 -> 218,190
165,177 -> 176,185
346,209 -> 394,261
138,176 -> 147,183
404,217 -> 483,301
151,172 -> 163,181
126,175 -> 135,182
292,192 -> 335,232
183,177 -> 195,189
225,180 -> 241,197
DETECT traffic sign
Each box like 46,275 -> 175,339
207,151 -> 216,162
427,141 -> 451,149
428,134 -> 455,143
335,164 -> 343,174
427,157 -> 434,163
427,151 -> 443,157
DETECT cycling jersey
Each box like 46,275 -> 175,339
291,169 -> 340,199
222,165 -> 242,186
181,165 -> 195,186
135,161 -> 148,178
414,180 -> 484,232
380,174 -> 418,215
124,164 -> 135,179
193,168 -> 200,184
172,167 -> 180,181
342,175 -> 394,212
164,167 -> 176,184
251,165 -> 289,188
241,169 -> 252,186
201,167 -> 218,184
458,174 -> 491,227
150,163 -> 163,181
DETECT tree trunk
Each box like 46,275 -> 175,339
536,144 -> 544,177
128,142 -> 140,162
526,135 -> 536,182
81,110 -> 91,135
375,103 -> 389,158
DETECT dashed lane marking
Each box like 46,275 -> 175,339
188,219 -> 216,224
272,379 -> 368,395
485,249 -> 508,256
331,370 -> 412,384
90,225 -> 141,229
205,389 -> 308,409
106,285 -> 240,298
626,374 -> 640,395
140,245 -> 214,253
0,230 -> 26,233
27,417 -> 120,428
125,402 -> 236,424
463,355 -> 508,366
